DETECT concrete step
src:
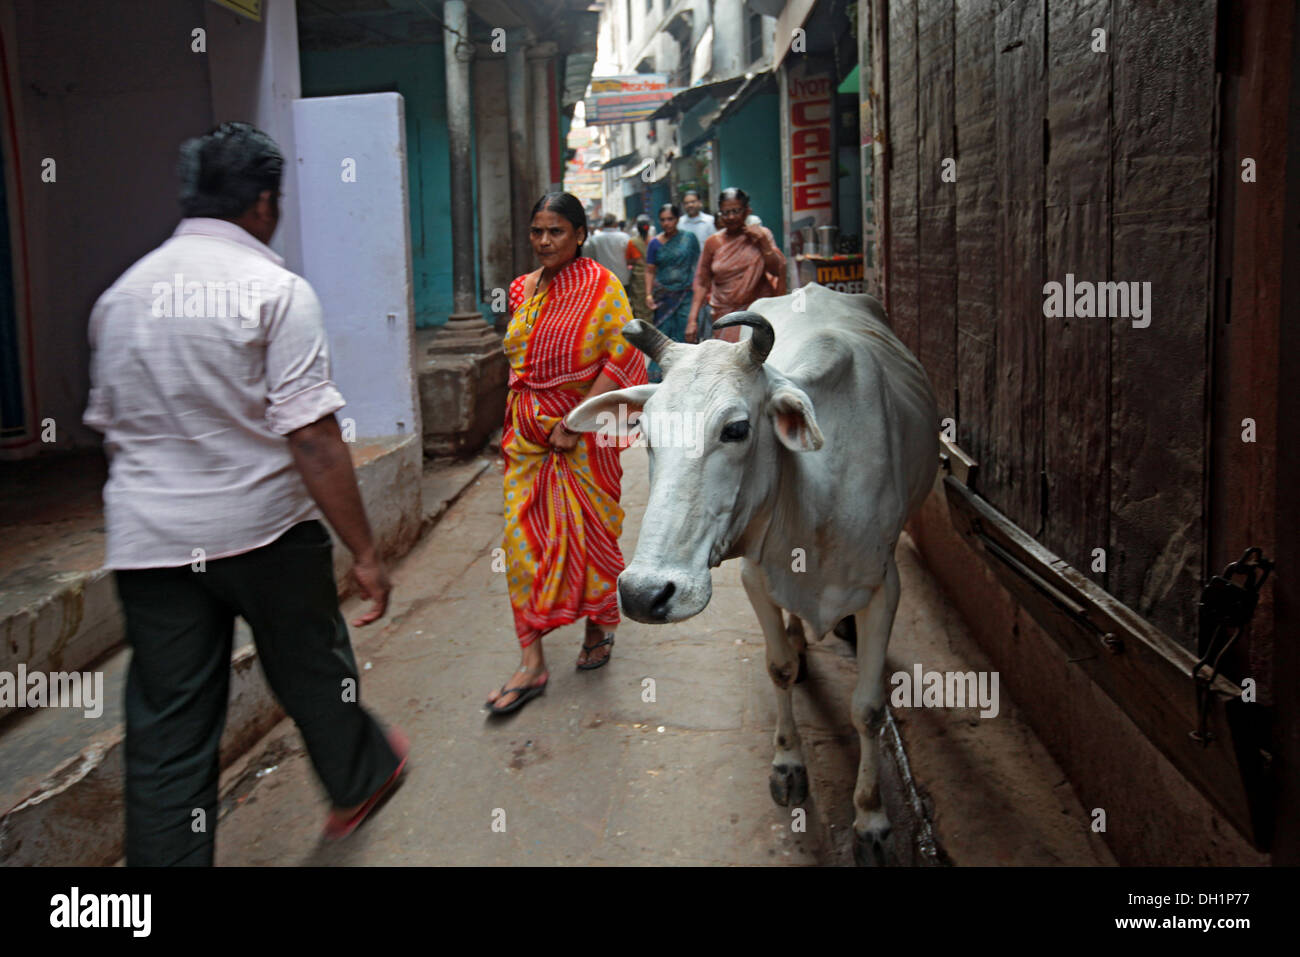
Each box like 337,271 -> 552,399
0,451 -> 122,719
0,442 -> 491,866
0,436 -> 426,719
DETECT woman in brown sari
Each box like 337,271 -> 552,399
685,187 -> 786,343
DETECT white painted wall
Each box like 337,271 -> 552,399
293,94 -> 419,442
205,0 -> 304,273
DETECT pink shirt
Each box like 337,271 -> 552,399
83,218 -> 345,569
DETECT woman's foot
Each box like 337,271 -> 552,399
487,650 -> 548,710
577,626 -> 615,670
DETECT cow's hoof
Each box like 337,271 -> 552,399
769,763 -> 809,806
852,823 -> 892,867
795,650 -> 808,684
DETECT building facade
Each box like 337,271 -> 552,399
0,0 -> 597,458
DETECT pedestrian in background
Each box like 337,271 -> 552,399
585,213 -> 632,287
686,187 -> 786,343
678,191 -> 716,337
643,203 -> 700,383
625,213 -> 653,323
679,189 -> 716,246
487,193 -> 648,715
83,122 -> 407,866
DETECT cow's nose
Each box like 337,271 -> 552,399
649,581 -> 675,619
619,573 -> 678,623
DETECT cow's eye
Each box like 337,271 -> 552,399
721,420 -> 750,442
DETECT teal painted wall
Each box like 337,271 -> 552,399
716,92 -> 783,252
301,44 -> 469,328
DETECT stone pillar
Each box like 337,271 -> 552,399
507,28 -> 534,275
528,42 -> 558,196
419,2 -> 508,458
443,0 -> 482,324
474,56 -> 513,331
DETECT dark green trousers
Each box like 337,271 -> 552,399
114,520 -> 399,866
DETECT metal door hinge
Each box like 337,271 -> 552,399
1191,547 -> 1274,747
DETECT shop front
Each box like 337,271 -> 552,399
777,0 -> 862,294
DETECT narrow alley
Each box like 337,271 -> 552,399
210,447 -> 1108,867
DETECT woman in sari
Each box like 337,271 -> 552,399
625,214 -> 653,323
486,192 -> 649,715
643,204 -> 700,383
685,187 -> 786,343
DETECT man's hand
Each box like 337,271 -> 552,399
684,318 -> 699,343
349,552 -> 391,626
287,414 -> 389,625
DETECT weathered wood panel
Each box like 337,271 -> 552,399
954,0 -> 999,475
1209,0 -> 1286,693
991,0 -> 1045,535
1110,0 -> 1216,646
888,0 -> 1218,648
917,0 -> 957,423
1042,0 -> 1111,584
886,0 -> 920,353
943,475 -> 1261,845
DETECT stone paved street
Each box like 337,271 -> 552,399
213,448 -> 1110,866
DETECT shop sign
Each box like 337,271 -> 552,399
787,61 -> 834,230
815,259 -> 865,294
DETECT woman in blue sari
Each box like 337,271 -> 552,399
643,204 -> 701,382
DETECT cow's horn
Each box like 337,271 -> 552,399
712,311 -> 774,364
622,319 -> 675,366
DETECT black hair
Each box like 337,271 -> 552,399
658,203 -> 682,220
530,192 -> 589,255
719,187 -> 751,208
178,122 -> 284,219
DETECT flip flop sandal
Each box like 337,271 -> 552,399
577,633 -> 615,671
322,727 -> 410,841
485,670 -> 548,715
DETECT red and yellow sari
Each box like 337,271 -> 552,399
502,256 -> 648,647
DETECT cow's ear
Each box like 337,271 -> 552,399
567,384 -> 659,438
768,385 -> 824,452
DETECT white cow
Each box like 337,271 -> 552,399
567,284 -> 939,865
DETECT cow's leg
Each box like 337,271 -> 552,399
850,556 -> 899,866
784,613 -> 809,683
742,561 -> 807,807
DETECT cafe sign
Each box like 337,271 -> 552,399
815,259 -> 865,294
787,60 -> 834,230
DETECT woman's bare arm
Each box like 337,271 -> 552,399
685,236 -> 715,342
550,370 -> 626,451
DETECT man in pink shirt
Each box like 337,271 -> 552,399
84,123 -> 407,865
